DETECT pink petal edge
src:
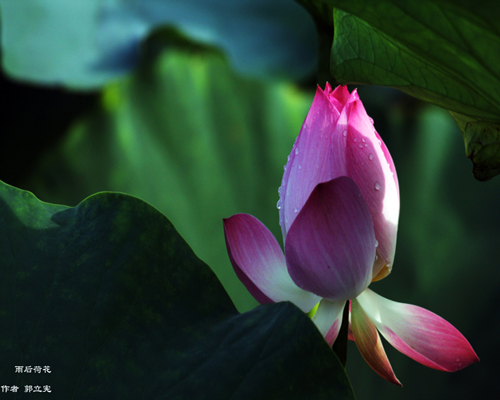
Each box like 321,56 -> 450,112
357,289 -> 479,372
311,299 -> 346,346
345,99 -> 399,274
351,297 -> 401,386
223,214 -> 320,312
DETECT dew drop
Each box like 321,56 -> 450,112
368,117 -> 374,124
353,137 -> 358,143
369,154 -> 374,160
342,130 -> 348,137
294,207 -> 298,213
358,143 -> 364,148
287,155 -> 290,162
278,186 -> 282,195
378,139 -> 382,146
295,148 -> 299,155
375,255 -> 378,261
375,240 -> 379,247
374,182 -> 381,191
276,200 -> 282,209
283,165 -> 287,171
364,143 -> 368,147
361,138 -> 365,142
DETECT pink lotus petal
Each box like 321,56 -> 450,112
223,214 -> 320,311
278,84 -> 399,282
326,83 -> 351,113
279,85 -> 356,239
351,297 -> 402,386
347,300 -> 355,341
371,252 -> 388,281
284,177 -> 375,301
357,289 -> 479,371
311,299 -> 347,346
345,98 -> 399,276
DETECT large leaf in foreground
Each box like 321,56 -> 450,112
331,1 -> 500,180
0,181 -> 354,399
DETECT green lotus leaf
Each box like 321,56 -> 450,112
297,0 -> 500,179
0,181 -> 355,399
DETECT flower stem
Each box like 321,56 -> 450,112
332,301 -> 349,367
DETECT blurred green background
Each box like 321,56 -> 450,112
1,1 -> 499,398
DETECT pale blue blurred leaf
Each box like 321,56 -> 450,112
0,0 -> 316,89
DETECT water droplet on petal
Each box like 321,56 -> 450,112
358,143 -> 364,148
287,155 -> 290,162
361,138 -> 365,142
276,200 -> 282,209
375,240 -> 379,247
369,154 -> 374,160
374,182 -> 381,191
295,148 -> 299,155
364,143 -> 368,147
278,186 -> 281,194
378,139 -> 382,146
283,165 -> 287,171
368,117 -> 374,124
342,130 -> 348,137
375,255 -> 378,261
353,137 -> 358,143
294,207 -> 298,213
